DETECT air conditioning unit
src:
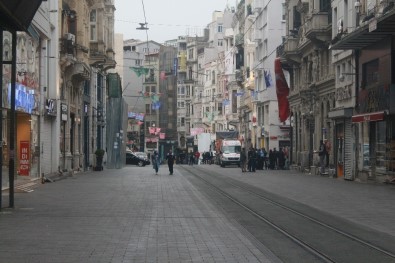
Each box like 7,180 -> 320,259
64,33 -> 75,45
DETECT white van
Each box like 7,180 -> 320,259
219,139 -> 241,167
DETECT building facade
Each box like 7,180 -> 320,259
59,0 -> 116,172
331,0 -> 395,183
279,0 -> 335,173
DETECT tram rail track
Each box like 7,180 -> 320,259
180,165 -> 395,263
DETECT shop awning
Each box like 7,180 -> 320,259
0,0 -> 44,31
330,8 -> 395,50
351,111 -> 385,123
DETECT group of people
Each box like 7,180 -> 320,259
150,146 -> 290,175
151,150 -> 175,175
240,147 -> 289,172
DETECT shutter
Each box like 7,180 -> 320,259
344,119 -> 353,180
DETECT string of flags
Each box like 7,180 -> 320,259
128,112 -> 145,121
130,67 -> 149,77
190,128 -> 205,136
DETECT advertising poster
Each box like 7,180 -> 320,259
19,141 -> 30,176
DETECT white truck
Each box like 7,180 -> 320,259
219,139 -> 241,167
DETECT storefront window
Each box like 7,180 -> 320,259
375,121 -> 386,173
362,122 -> 369,168
362,120 -> 395,173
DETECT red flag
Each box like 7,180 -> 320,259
274,58 -> 290,122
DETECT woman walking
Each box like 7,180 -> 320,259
152,150 -> 160,175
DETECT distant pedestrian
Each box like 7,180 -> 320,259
166,150 -> 175,175
152,150 -> 160,175
278,148 -> 285,170
268,149 -> 275,169
189,151 -> 194,166
240,148 -> 247,172
194,151 -> 200,165
319,140 -> 327,174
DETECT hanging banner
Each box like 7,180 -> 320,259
19,141 -> 30,176
275,58 -> 290,122
159,133 -> 166,139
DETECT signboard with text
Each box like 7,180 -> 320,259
19,141 -> 30,176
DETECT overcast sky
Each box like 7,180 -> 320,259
115,0 -> 232,43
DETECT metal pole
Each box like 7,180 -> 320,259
9,30 -> 17,208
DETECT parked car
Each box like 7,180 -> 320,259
126,151 -> 150,167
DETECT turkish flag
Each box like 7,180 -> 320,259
274,58 -> 290,122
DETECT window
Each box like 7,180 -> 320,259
217,103 -> 223,115
188,48 -> 194,59
178,86 -> 185,95
232,90 -> 237,113
177,117 -> 185,127
218,24 -> 223,32
218,40 -> 223,46
177,101 -> 185,108
186,85 -> 190,96
145,104 -> 151,115
188,67 -> 193,80
293,6 -> 301,29
362,59 -> 379,87
135,59 -> 141,66
90,10 -> 97,41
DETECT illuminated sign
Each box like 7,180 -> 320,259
8,83 -> 36,113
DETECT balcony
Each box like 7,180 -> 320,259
280,37 -> 300,64
331,7 -> 395,50
304,12 -> 331,43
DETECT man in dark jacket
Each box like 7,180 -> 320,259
166,150 -> 175,175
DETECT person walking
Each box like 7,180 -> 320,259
319,140 -> 327,174
166,150 -> 175,175
189,151 -> 194,166
152,150 -> 160,175
240,148 -> 247,172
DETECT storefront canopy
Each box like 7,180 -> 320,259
351,111 -> 386,123
0,0 -> 44,31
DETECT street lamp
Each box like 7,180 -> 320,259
136,23 -> 149,30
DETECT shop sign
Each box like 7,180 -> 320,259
351,111 -> 385,123
61,103 -> 68,121
45,99 -> 57,116
19,141 -> 30,176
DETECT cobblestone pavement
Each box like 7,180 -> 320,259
0,166 -> 280,263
